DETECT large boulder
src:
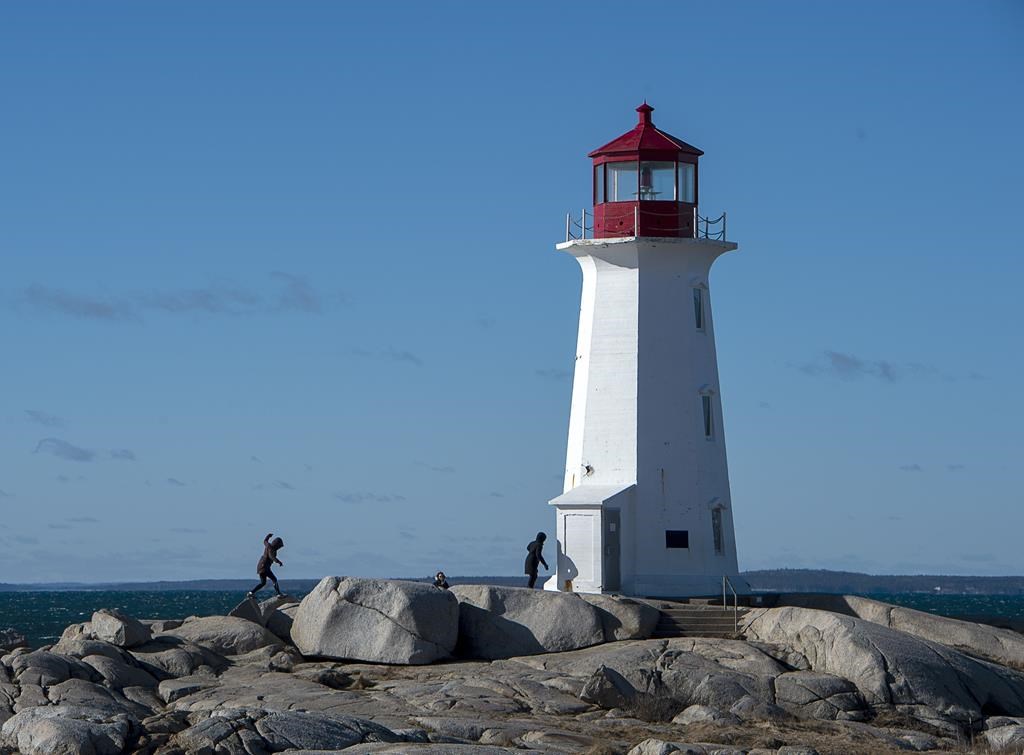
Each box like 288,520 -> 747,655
291,577 -> 459,665
10,651 -> 97,687
777,594 -> 1024,670
81,655 -> 159,689
451,585 -> 605,660
89,609 -> 151,649
160,616 -> 282,656
0,705 -> 132,755
580,594 -> 660,641
773,670 -> 868,721
129,636 -> 228,679
743,606 -> 1024,724
266,603 -> 300,645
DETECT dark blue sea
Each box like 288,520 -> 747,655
2,589 -> 1022,649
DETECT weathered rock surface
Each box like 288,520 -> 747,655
743,605 -> 1024,724
266,601 -> 299,644
129,635 -> 227,679
292,577 -> 459,664
580,594 -> 661,641
160,615 -> 282,656
0,705 -> 131,755
773,670 -> 868,721
10,651 -> 98,687
88,609 -> 151,648
81,654 -> 159,689
452,585 -> 604,660
778,593 -> 1024,670
0,628 -> 28,652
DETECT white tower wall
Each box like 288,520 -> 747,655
548,236 -> 744,597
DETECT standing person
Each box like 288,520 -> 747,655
248,533 -> 284,597
524,532 -> 549,588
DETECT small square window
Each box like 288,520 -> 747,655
702,395 -> 714,439
693,288 -> 705,330
665,530 -> 689,548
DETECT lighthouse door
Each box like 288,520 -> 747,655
604,509 -> 621,592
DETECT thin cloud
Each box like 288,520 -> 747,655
48,523 -> 71,530
17,273 -> 327,321
427,465 -> 455,474
25,409 -> 65,427
536,368 -> 571,382
490,492 -> 505,498
255,480 -> 295,491
34,438 -> 95,462
0,489 -> 11,498
898,464 -> 923,472
250,456 -> 263,464
333,492 -> 407,504
946,464 -> 966,471
110,449 -> 136,461
170,527 -> 206,534
69,516 -> 99,523
796,350 -> 954,383
167,478 -> 186,487
351,347 -> 424,367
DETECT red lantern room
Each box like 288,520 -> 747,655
589,102 -> 702,239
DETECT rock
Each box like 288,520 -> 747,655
52,636 -> 134,664
671,704 -> 741,726
778,594 -> 1024,671
777,748 -> 821,755
10,651 -> 97,686
0,629 -> 28,652
580,664 -> 638,708
986,723 -> 1024,750
773,670 -> 868,721
81,654 -> 159,689
228,595 -> 265,625
292,577 -> 459,665
0,705 -> 131,755
266,602 -> 299,644
580,594 -> 660,641
728,694 -> 791,721
161,615 -> 282,656
89,609 -> 151,648
44,678 -> 145,719
129,636 -> 227,678
627,740 -> 685,755
158,676 -> 218,704
451,585 -> 604,660
142,619 -> 183,633
743,606 -> 1024,723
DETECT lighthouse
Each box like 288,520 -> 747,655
546,103 -> 746,598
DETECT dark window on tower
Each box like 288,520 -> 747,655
595,164 -> 606,204
702,395 -> 714,439
693,288 -> 705,330
712,508 -> 724,554
665,530 -> 689,548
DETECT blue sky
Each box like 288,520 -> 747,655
1,1 -> 1022,583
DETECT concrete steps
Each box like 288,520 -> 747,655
649,603 -> 749,639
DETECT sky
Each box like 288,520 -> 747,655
1,1 -> 1022,583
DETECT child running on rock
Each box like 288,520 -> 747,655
248,532 -> 284,597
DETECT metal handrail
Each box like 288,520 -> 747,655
564,207 -> 727,242
722,574 -> 739,633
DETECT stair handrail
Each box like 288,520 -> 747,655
722,575 -> 739,634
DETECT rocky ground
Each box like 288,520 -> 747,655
1,579 -> 1023,754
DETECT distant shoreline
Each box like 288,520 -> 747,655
2,568 -> 1023,594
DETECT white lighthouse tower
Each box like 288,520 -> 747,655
547,103 -> 746,598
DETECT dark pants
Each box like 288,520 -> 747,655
527,571 -> 539,588
250,568 -> 280,595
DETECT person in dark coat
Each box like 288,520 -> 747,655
433,571 -> 450,590
524,532 -> 549,588
248,532 -> 284,597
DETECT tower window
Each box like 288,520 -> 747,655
594,164 -> 606,204
665,530 -> 689,548
639,161 -> 675,201
606,161 -> 638,202
677,162 -> 695,203
702,394 -> 714,439
693,288 -> 705,330
712,508 -> 724,554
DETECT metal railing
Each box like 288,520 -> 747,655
722,574 -> 739,633
564,207 -> 727,242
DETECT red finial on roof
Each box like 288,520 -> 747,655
637,101 -> 654,125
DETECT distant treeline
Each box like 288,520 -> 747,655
743,569 -> 1024,595
2,570 -> 1023,594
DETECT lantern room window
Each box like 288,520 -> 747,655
606,161 -> 637,201
677,162 -> 695,203
639,162 -> 675,201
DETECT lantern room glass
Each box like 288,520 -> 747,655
639,161 -> 675,201
677,162 -> 695,203
606,161 -> 638,201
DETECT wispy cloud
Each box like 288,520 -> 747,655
16,272 -> 329,321
48,523 -> 71,530
170,527 -> 206,534
34,438 -> 95,462
0,489 -> 11,498
424,464 -> 455,474
796,350 -> 955,383
946,463 -> 966,471
69,516 -> 98,523
351,347 -> 424,367
255,480 -> 295,491
536,368 -> 571,382
898,464 -> 923,472
490,492 -> 505,498
25,409 -> 65,427
167,478 -> 186,487
333,492 -> 407,504
250,456 -> 262,464
110,449 -> 136,461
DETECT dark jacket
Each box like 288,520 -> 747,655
257,533 -> 283,575
524,533 -> 548,575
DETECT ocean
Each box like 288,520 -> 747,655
2,589 -> 1023,649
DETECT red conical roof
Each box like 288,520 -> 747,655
588,102 -> 703,158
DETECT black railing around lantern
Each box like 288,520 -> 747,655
564,208 -> 727,242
